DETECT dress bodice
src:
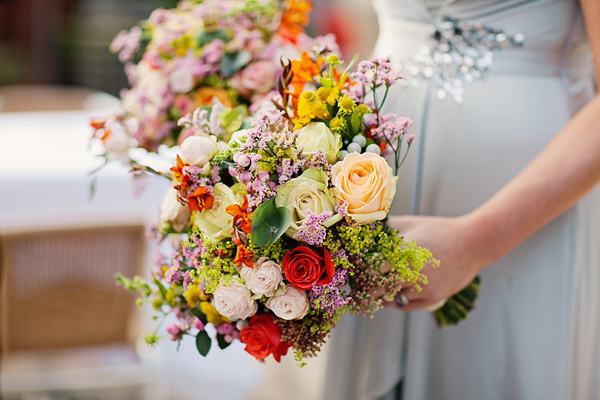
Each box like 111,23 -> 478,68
374,0 -> 591,78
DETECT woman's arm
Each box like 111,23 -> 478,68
386,0 -> 600,311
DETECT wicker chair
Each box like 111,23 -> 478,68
0,224 -> 165,400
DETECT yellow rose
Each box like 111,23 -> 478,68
330,152 -> 398,224
193,183 -> 235,240
275,168 -> 342,236
295,122 -> 342,164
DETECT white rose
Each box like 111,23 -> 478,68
295,122 -> 342,164
240,257 -> 284,298
229,129 -> 249,147
212,282 -> 257,321
159,187 -> 191,232
275,168 -> 342,236
265,286 -> 309,320
169,68 -> 195,93
193,183 -> 235,240
180,135 -> 219,166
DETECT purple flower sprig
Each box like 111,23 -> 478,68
178,104 -> 226,138
294,211 -> 333,246
309,268 -> 352,318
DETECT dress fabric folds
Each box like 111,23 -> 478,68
321,0 -> 600,399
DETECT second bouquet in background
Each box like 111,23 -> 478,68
119,52 -> 442,365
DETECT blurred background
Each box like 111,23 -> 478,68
0,0 -> 379,399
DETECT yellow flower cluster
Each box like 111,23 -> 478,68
173,35 -> 195,58
184,286 -> 208,308
200,301 -> 230,325
295,90 -> 331,128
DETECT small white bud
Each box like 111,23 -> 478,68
365,143 -> 381,155
351,135 -> 367,148
347,142 -> 362,153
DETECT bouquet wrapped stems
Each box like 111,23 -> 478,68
431,276 -> 482,327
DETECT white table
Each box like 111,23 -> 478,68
0,110 -> 174,232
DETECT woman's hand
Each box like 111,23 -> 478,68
384,214 -> 493,311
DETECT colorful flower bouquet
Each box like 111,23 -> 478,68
90,0 -> 338,165
117,51 -> 482,365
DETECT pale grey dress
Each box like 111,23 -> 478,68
322,1 -> 600,399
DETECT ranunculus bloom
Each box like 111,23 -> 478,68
194,87 -> 234,108
330,152 -> 398,224
229,61 -> 275,97
266,286 -> 309,320
193,183 -> 235,240
295,122 -> 342,164
275,168 -> 342,236
282,246 -> 334,290
159,187 -> 191,232
239,313 -> 291,362
180,135 -> 219,167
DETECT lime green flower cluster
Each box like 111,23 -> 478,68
185,228 -> 239,294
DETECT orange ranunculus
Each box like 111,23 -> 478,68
234,245 -> 254,268
277,0 -> 311,43
226,197 -> 253,234
187,186 -> 214,212
239,313 -> 291,362
290,52 -> 324,94
194,87 -> 234,108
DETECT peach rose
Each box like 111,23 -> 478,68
330,152 -> 398,224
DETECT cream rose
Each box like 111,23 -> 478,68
193,183 -> 235,240
180,135 -> 219,167
240,257 -> 284,299
295,122 -> 342,164
212,282 -> 257,321
330,152 -> 398,224
159,187 -> 191,232
275,168 -> 342,236
265,286 -> 309,320
229,61 -> 275,97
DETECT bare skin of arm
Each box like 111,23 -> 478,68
386,0 -> 600,311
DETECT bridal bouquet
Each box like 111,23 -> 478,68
118,53 -> 442,364
90,0 -> 338,163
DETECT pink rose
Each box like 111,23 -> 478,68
229,61 -> 275,98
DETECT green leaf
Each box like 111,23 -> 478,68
221,51 -> 252,78
190,307 -> 208,326
196,330 -> 212,356
153,276 -> 168,299
197,30 -> 229,48
216,333 -> 232,350
251,197 -> 292,247
350,111 -> 361,134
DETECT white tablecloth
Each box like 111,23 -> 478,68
0,110 -> 173,233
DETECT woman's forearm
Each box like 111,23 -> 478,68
466,94 -> 600,267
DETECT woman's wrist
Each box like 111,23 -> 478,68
460,209 -> 512,273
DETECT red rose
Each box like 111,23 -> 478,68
239,313 -> 291,362
282,246 -> 335,290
